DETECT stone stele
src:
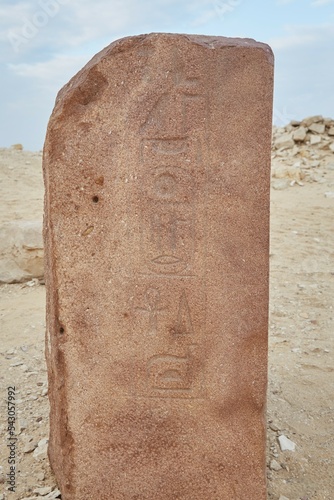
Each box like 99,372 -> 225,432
43,33 -> 274,499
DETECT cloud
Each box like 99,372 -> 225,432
269,22 -> 334,50
8,53 -> 91,92
276,0 -> 297,5
271,23 -> 334,124
311,0 -> 334,6
1,0 -> 188,61
190,0 -> 242,27
270,31 -> 317,50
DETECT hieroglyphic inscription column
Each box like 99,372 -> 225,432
129,49 -> 208,399
43,34 -> 274,499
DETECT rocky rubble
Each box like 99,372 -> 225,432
272,115 -> 334,189
0,306 -> 59,500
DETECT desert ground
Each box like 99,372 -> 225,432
0,116 -> 333,499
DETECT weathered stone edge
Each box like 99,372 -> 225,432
53,33 -> 274,110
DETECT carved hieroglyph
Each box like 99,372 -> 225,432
43,33 -> 274,499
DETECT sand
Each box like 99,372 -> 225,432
0,145 -> 333,499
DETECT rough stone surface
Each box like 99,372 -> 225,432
292,126 -> 307,142
278,435 -> 296,452
0,220 -> 44,283
274,133 -> 294,150
308,122 -> 325,134
302,115 -> 323,127
310,135 -> 322,145
269,459 -> 282,471
43,33 -> 273,499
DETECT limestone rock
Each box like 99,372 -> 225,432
33,486 -> 52,496
309,122 -> 325,134
302,115 -> 323,127
33,437 -> 48,460
328,126 -> 334,136
269,459 -> 282,471
293,126 -> 307,142
11,143 -> 23,150
309,135 -> 322,145
278,435 -> 296,452
274,133 -> 294,150
272,165 -> 304,182
0,220 -> 44,283
23,441 -> 37,453
44,490 -> 61,499
272,179 -> 290,190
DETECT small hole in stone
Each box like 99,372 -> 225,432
59,327 -> 64,334
92,196 -> 99,203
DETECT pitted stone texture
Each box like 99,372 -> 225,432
43,33 -> 274,500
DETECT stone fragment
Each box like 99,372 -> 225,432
328,126 -> 334,136
272,165 -> 304,182
325,192 -> 334,199
310,135 -> 321,145
11,143 -> 23,150
33,486 -> 52,497
23,438 -> 37,453
33,486 -> 52,496
329,142 -> 334,152
33,437 -> 48,460
43,33 -> 273,500
272,179 -> 290,190
44,489 -> 61,499
0,220 -> 44,283
302,115 -> 323,127
269,459 -> 282,471
278,435 -> 296,451
275,133 -> 294,150
279,496 -> 290,500
269,422 -> 280,432
308,122 -> 325,134
293,126 -> 307,142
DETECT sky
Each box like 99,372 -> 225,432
0,0 -> 333,151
